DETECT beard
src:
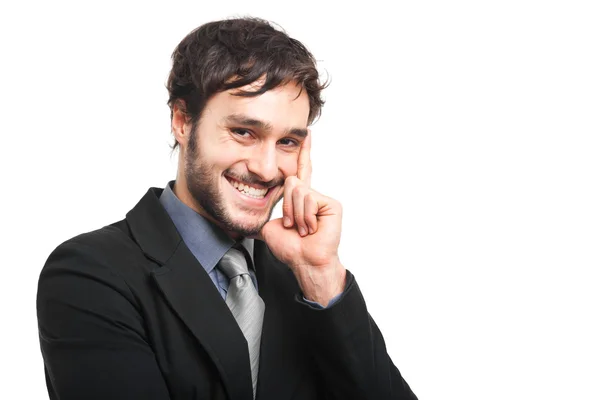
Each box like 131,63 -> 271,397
184,131 -> 283,237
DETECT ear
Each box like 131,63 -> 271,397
171,100 -> 192,147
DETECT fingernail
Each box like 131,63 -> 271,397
284,217 -> 292,227
299,226 -> 307,236
308,227 -> 314,235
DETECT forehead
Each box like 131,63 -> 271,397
205,80 -> 311,130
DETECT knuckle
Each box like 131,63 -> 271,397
292,186 -> 304,197
285,175 -> 299,186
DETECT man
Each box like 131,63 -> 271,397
37,17 -> 417,400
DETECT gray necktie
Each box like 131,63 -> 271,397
217,246 -> 264,398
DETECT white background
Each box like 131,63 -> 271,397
1,1 -> 599,399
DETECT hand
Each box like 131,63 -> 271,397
259,130 -> 346,305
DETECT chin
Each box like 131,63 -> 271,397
219,187 -> 278,236
224,209 -> 270,237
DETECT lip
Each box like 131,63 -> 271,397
225,176 -> 274,208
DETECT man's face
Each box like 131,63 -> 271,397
182,80 -> 310,237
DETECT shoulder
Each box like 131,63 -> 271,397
37,221 -> 151,346
39,219 -> 147,286
50,219 -> 135,259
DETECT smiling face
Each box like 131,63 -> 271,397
172,80 -> 310,238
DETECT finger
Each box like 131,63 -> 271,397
250,226 -> 265,242
257,217 -> 278,243
282,176 -> 300,228
304,193 -> 319,234
292,185 -> 309,236
297,128 -> 312,186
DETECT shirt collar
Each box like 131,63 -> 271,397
159,181 -> 254,274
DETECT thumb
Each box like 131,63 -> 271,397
257,218 -> 283,243
248,227 -> 265,241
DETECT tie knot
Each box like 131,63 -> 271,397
217,246 -> 250,279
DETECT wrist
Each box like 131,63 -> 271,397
291,258 -> 346,307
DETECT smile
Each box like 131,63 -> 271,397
225,176 -> 269,199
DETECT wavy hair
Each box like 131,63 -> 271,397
167,17 -> 328,149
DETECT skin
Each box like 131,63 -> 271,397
171,80 -> 346,306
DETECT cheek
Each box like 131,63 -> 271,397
202,140 -> 244,170
278,153 -> 299,177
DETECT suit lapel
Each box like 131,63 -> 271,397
127,188 -> 253,400
254,240 -> 305,400
153,244 -> 253,400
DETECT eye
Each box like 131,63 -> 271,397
278,138 -> 299,147
231,128 -> 252,138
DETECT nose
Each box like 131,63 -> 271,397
246,143 -> 278,183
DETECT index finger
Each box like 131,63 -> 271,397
297,128 -> 312,185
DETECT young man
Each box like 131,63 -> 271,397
37,17 -> 417,400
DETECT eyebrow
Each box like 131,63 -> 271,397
223,113 -> 308,138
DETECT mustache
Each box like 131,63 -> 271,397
224,170 -> 284,189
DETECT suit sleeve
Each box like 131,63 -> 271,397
37,240 -> 171,400
296,271 -> 417,400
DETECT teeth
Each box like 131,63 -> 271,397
228,178 -> 268,199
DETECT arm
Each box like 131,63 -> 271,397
297,271 -> 417,400
260,131 -> 417,398
37,240 -> 171,400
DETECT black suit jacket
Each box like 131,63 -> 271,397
37,187 -> 417,400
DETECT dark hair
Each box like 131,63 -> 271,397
167,17 -> 328,149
